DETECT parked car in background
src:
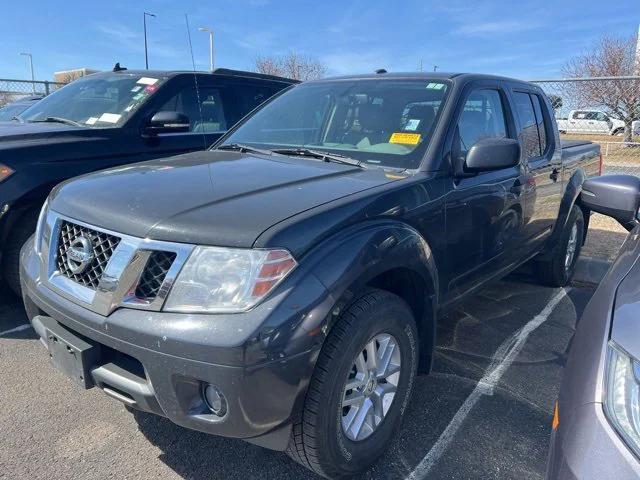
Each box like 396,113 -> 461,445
547,174 -> 640,480
557,109 -> 640,136
0,67 -> 296,294
0,95 -> 43,122
22,72 -> 600,478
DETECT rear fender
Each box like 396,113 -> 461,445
540,169 -> 586,258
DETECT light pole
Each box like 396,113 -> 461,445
19,52 -> 35,94
198,27 -> 214,71
143,12 -> 156,69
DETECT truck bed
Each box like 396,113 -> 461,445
561,139 -> 601,180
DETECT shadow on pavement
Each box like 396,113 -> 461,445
0,284 -> 35,340
128,279 -> 594,480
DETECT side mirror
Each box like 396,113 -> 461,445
581,175 -> 640,231
464,138 -> 521,173
145,111 -> 190,135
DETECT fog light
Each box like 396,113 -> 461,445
204,384 -> 227,417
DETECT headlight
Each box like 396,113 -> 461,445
604,342 -> 640,457
34,199 -> 49,256
164,246 -> 297,313
0,164 -> 14,182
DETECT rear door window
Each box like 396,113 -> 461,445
513,92 -> 542,160
233,83 -> 280,119
531,95 -> 549,155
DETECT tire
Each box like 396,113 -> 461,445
2,208 -> 39,296
535,205 -> 584,287
286,289 -> 419,479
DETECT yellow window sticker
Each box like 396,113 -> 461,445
389,132 -> 421,145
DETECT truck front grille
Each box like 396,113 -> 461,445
56,221 -> 121,289
134,251 -> 177,300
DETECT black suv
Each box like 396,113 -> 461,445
0,67 -> 295,293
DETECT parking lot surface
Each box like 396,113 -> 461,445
0,274 -> 594,479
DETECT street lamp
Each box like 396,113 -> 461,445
143,12 -> 156,69
19,52 -> 35,94
198,27 -> 214,71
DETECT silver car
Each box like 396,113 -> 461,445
548,174 -> 640,479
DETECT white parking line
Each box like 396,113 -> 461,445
0,324 -> 31,337
406,288 -> 568,480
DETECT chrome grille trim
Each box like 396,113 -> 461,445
56,221 -> 121,289
40,210 -> 194,316
135,251 -> 177,300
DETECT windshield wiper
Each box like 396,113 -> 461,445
29,117 -> 83,127
10,116 -> 24,123
272,148 -> 363,168
215,143 -> 274,156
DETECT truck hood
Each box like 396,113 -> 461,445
0,121 -> 86,146
49,150 -> 399,247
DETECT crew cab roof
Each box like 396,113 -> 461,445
307,71 -> 534,86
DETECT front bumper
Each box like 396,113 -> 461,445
20,238 -> 331,450
547,402 -> 640,479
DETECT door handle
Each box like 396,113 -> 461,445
550,168 -> 560,182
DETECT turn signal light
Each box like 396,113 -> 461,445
0,164 -> 14,182
552,401 -> 560,430
251,250 -> 297,297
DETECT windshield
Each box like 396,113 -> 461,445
20,73 -> 168,128
0,102 -> 34,122
221,79 -> 449,169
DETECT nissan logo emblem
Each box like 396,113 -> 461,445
66,234 -> 95,275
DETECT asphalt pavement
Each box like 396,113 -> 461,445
0,273 -> 594,479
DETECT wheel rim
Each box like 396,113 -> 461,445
565,223 -> 578,272
340,333 -> 401,442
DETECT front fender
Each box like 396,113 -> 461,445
299,219 -> 439,370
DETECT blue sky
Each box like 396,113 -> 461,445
1,0 -> 638,81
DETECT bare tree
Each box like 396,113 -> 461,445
563,34 -> 640,142
255,51 -> 326,81
0,92 -> 12,107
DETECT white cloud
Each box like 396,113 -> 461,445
96,24 -> 183,59
454,20 -> 541,36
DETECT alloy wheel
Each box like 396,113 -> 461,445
340,333 -> 402,441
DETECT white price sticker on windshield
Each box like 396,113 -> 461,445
98,113 -> 121,123
137,77 -> 158,85
86,117 -> 98,125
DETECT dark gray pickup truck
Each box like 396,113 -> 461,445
21,72 -> 600,478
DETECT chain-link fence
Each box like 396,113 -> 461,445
533,76 -> 640,169
0,78 -> 65,106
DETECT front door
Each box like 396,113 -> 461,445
141,80 -> 230,157
443,83 -> 526,305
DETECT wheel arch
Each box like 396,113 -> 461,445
540,168 -> 588,258
303,220 -> 439,375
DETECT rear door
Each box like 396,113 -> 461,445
507,87 -> 562,252
443,81 -> 526,303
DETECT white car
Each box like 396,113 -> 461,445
557,110 -> 639,136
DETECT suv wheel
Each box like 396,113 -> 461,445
536,205 -> 584,287
286,289 -> 418,478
